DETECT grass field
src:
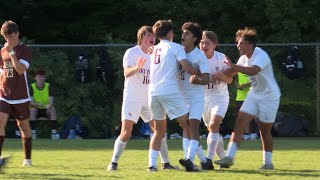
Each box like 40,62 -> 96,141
1,138 -> 320,180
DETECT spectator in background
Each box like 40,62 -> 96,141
0,20 -> 33,167
29,69 -> 58,139
234,72 -> 259,140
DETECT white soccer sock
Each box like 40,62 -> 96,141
207,132 -> 220,160
196,144 -> 207,163
263,151 -> 272,164
216,135 -> 226,159
187,140 -> 199,163
111,137 -> 127,163
148,149 -> 159,168
226,141 -> 238,159
183,138 -> 190,159
159,136 -> 169,163
151,133 -> 169,163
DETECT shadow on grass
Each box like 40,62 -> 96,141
4,137 -> 320,151
6,173 -> 94,180
5,172 -> 125,180
217,168 -> 320,178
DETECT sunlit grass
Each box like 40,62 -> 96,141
1,138 -> 319,180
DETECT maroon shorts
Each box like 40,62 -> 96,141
0,101 -> 30,120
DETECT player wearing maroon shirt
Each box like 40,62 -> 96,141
0,20 -> 33,168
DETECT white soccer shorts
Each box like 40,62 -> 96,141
149,93 -> 188,120
202,96 -> 229,127
186,96 -> 204,121
121,100 -> 151,123
240,92 -> 280,123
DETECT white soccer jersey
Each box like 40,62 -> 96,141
149,40 -> 187,96
204,51 -> 230,99
237,47 -> 281,99
123,45 -> 150,101
178,47 -> 209,97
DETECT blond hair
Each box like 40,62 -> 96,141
137,26 -> 152,45
202,31 -> 219,44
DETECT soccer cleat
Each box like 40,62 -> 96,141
217,164 -> 230,169
147,166 -> 158,172
259,163 -> 274,170
179,158 -> 194,172
201,158 -> 214,170
162,162 -> 179,170
214,157 -> 234,167
0,155 -> 10,173
22,159 -> 32,167
192,165 -> 201,172
107,162 -> 118,171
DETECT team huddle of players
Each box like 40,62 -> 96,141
107,20 -> 281,172
0,19 -> 280,174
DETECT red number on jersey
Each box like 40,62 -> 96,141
154,49 -> 161,64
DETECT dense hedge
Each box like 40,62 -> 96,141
0,0 -> 319,44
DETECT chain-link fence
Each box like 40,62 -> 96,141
6,43 -> 320,138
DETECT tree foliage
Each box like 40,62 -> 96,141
0,0 -> 318,44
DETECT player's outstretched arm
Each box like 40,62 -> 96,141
190,73 -> 210,85
215,70 -> 233,84
180,59 -> 201,76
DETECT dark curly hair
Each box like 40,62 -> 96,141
181,22 -> 202,46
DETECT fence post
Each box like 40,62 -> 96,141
316,45 -> 320,136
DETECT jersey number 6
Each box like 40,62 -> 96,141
154,49 -> 161,64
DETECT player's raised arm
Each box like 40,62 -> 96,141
123,56 -> 146,77
5,43 -> 29,75
222,56 -> 238,77
215,70 -> 233,84
224,55 -> 261,76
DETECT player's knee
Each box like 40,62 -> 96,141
120,131 -> 132,141
19,125 -> 31,133
209,122 -> 218,131
233,127 -> 245,135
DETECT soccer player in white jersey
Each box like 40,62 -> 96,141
147,20 -> 201,172
215,27 -> 281,170
198,31 -> 233,169
177,22 -> 210,171
107,26 -> 176,171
